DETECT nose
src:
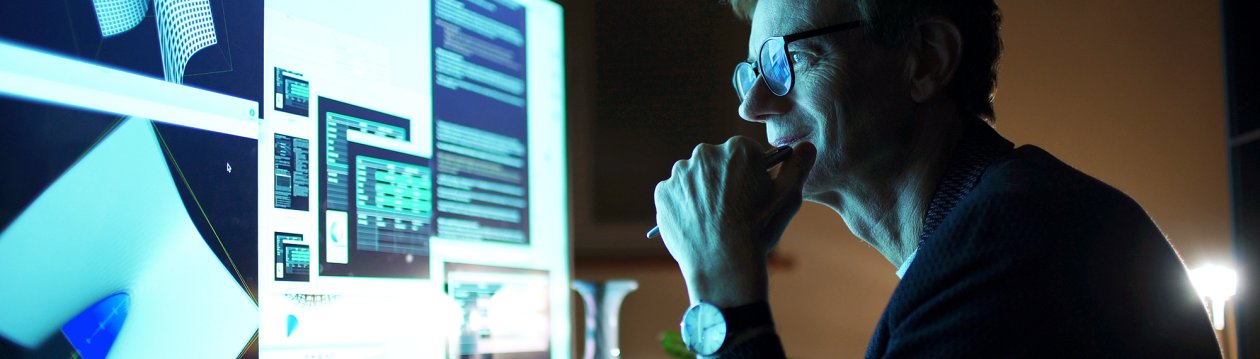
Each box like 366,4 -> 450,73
738,76 -> 792,123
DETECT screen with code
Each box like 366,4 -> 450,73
433,0 -> 532,244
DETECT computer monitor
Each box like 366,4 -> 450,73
0,0 -> 568,357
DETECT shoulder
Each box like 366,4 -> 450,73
881,145 -> 1218,357
900,144 -> 1160,299
972,145 -> 1140,213
921,144 -> 1172,283
951,145 -> 1157,245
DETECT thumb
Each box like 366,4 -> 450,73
759,142 -> 817,246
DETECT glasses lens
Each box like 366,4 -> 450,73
733,62 -> 757,100
760,37 -> 791,96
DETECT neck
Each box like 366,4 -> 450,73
813,104 -> 968,267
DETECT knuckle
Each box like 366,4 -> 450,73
691,143 -> 712,159
726,135 -> 747,145
728,135 -> 755,147
671,159 -> 688,177
726,136 -> 759,155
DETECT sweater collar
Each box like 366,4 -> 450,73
899,120 -> 1013,278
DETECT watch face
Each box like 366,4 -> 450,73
681,302 -> 727,355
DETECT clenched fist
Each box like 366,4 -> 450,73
653,136 -> 816,307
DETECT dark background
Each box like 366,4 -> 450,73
1224,0 -> 1259,357
563,0 -> 764,259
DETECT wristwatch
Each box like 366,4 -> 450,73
679,301 -> 775,356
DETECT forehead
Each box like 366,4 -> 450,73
747,0 -> 858,54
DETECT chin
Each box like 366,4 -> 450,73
799,153 -> 846,201
800,175 -> 827,202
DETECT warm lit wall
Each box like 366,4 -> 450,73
575,0 -> 1228,358
998,1 -> 1229,267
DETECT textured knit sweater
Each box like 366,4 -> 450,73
721,121 -> 1221,358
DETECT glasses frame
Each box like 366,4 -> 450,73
734,20 -> 867,100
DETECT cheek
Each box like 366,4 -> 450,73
801,136 -> 843,194
794,69 -> 850,150
790,75 -> 850,193
793,67 -> 847,134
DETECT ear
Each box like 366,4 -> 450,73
907,17 -> 963,103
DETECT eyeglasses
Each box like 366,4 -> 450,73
733,20 -> 867,100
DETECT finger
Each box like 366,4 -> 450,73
653,180 -> 668,212
760,141 -> 817,243
653,180 -> 677,241
725,135 -> 766,164
670,159 -> 689,180
772,141 -> 816,200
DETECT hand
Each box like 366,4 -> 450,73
653,137 -> 816,307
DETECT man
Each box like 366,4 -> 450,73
652,0 -> 1222,357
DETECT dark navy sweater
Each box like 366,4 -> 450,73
724,123 -> 1221,358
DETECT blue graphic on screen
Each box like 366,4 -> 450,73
274,133 -> 310,211
60,293 -> 130,359
286,315 -> 299,337
433,0 -> 530,244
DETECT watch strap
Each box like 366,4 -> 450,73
716,330 -> 786,359
715,301 -> 776,355
723,301 -> 774,334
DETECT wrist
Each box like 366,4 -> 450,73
683,261 -> 769,307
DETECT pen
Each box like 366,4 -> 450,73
646,145 -> 794,239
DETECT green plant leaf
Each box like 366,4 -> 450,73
659,330 -> 696,359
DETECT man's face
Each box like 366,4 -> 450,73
741,0 -> 916,202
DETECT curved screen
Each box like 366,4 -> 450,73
0,0 -> 568,357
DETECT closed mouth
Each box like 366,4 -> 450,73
772,133 -> 809,148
